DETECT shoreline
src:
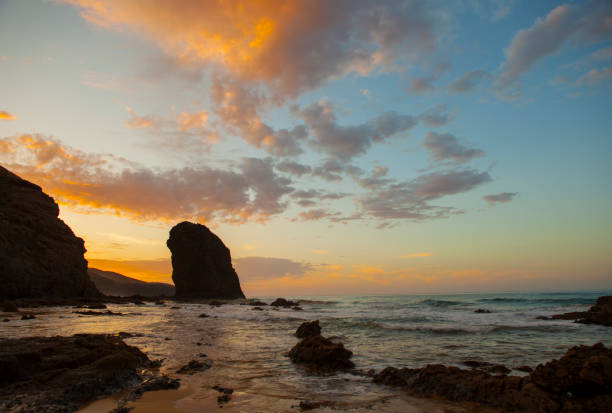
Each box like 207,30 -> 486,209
1,294 -> 610,412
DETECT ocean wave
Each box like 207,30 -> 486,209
418,299 -> 463,307
478,297 -> 594,305
298,299 -> 338,305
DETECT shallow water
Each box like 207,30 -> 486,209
2,291 -> 610,412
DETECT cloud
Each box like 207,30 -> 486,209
448,70 -> 490,93
406,61 -> 451,94
275,160 -> 311,176
293,100 -> 417,161
482,192 -> 518,206
359,169 -> 491,220
64,0 -> 445,98
575,66 -> 612,86
418,104 -> 455,127
233,256 -> 313,280
0,111 -> 17,120
0,134 -> 293,223
423,131 -> 484,164
497,2 -> 612,95
177,110 -> 208,131
210,77 -> 306,156
312,158 -> 363,182
124,106 -> 153,129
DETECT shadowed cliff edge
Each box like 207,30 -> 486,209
0,165 -> 99,300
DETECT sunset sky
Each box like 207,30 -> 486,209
1,0 -> 611,296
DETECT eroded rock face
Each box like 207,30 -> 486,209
167,221 -> 245,299
0,166 -> 99,299
373,342 -> 612,413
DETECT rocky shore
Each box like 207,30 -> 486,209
372,342 -> 612,413
0,334 -> 178,413
538,295 -> 612,327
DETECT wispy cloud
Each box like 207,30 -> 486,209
0,111 -> 17,120
483,192 -> 518,206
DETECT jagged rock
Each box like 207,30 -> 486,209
0,334 -> 157,412
167,222 -> 244,299
295,321 -> 322,338
373,342 -> 612,412
270,298 -> 299,307
531,342 -> 612,394
543,296 -> 612,327
515,365 -> 533,373
288,335 -> 354,370
0,166 -> 100,299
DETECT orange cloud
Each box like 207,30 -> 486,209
0,134 -> 293,224
64,0 -> 442,97
124,106 -> 153,128
0,111 -> 17,120
177,110 -> 208,131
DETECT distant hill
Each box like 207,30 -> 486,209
88,268 -> 175,297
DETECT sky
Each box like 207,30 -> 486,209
1,0 -> 611,296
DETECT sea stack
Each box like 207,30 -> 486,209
0,165 -> 100,299
167,221 -> 245,299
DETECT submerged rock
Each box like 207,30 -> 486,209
474,308 -> 491,313
176,359 -> 212,374
0,166 -> 100,299
270,298 -> 299,307
373,342 -> 612,412
0,334 -> 159,412
295,320 -> 322,338
288,335 -> 354,370
167,222 -> 245,299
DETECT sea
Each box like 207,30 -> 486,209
2,291 -> 611,412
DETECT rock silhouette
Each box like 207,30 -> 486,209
167,221 -> 245,299
0,166 -> 99,299
373,342 -> 612,412
540,295 -> 612,327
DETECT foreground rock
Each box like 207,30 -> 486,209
289,335 -> 354,370
88,268 -> 175,297
0,334 -> 169,412
295,320 -> 322,338
167,222 -> 245,299
373,342 -> 612,412
541,296 -> 612,327
0,166 -> 100,299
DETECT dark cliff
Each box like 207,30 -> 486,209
0,165 -> 100,299
167,221 -> 245,299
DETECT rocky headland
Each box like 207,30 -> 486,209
538,295 -> 612,327
0,166 -> 100,300
167,221 -> 245,299
88,268 -> 175,297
